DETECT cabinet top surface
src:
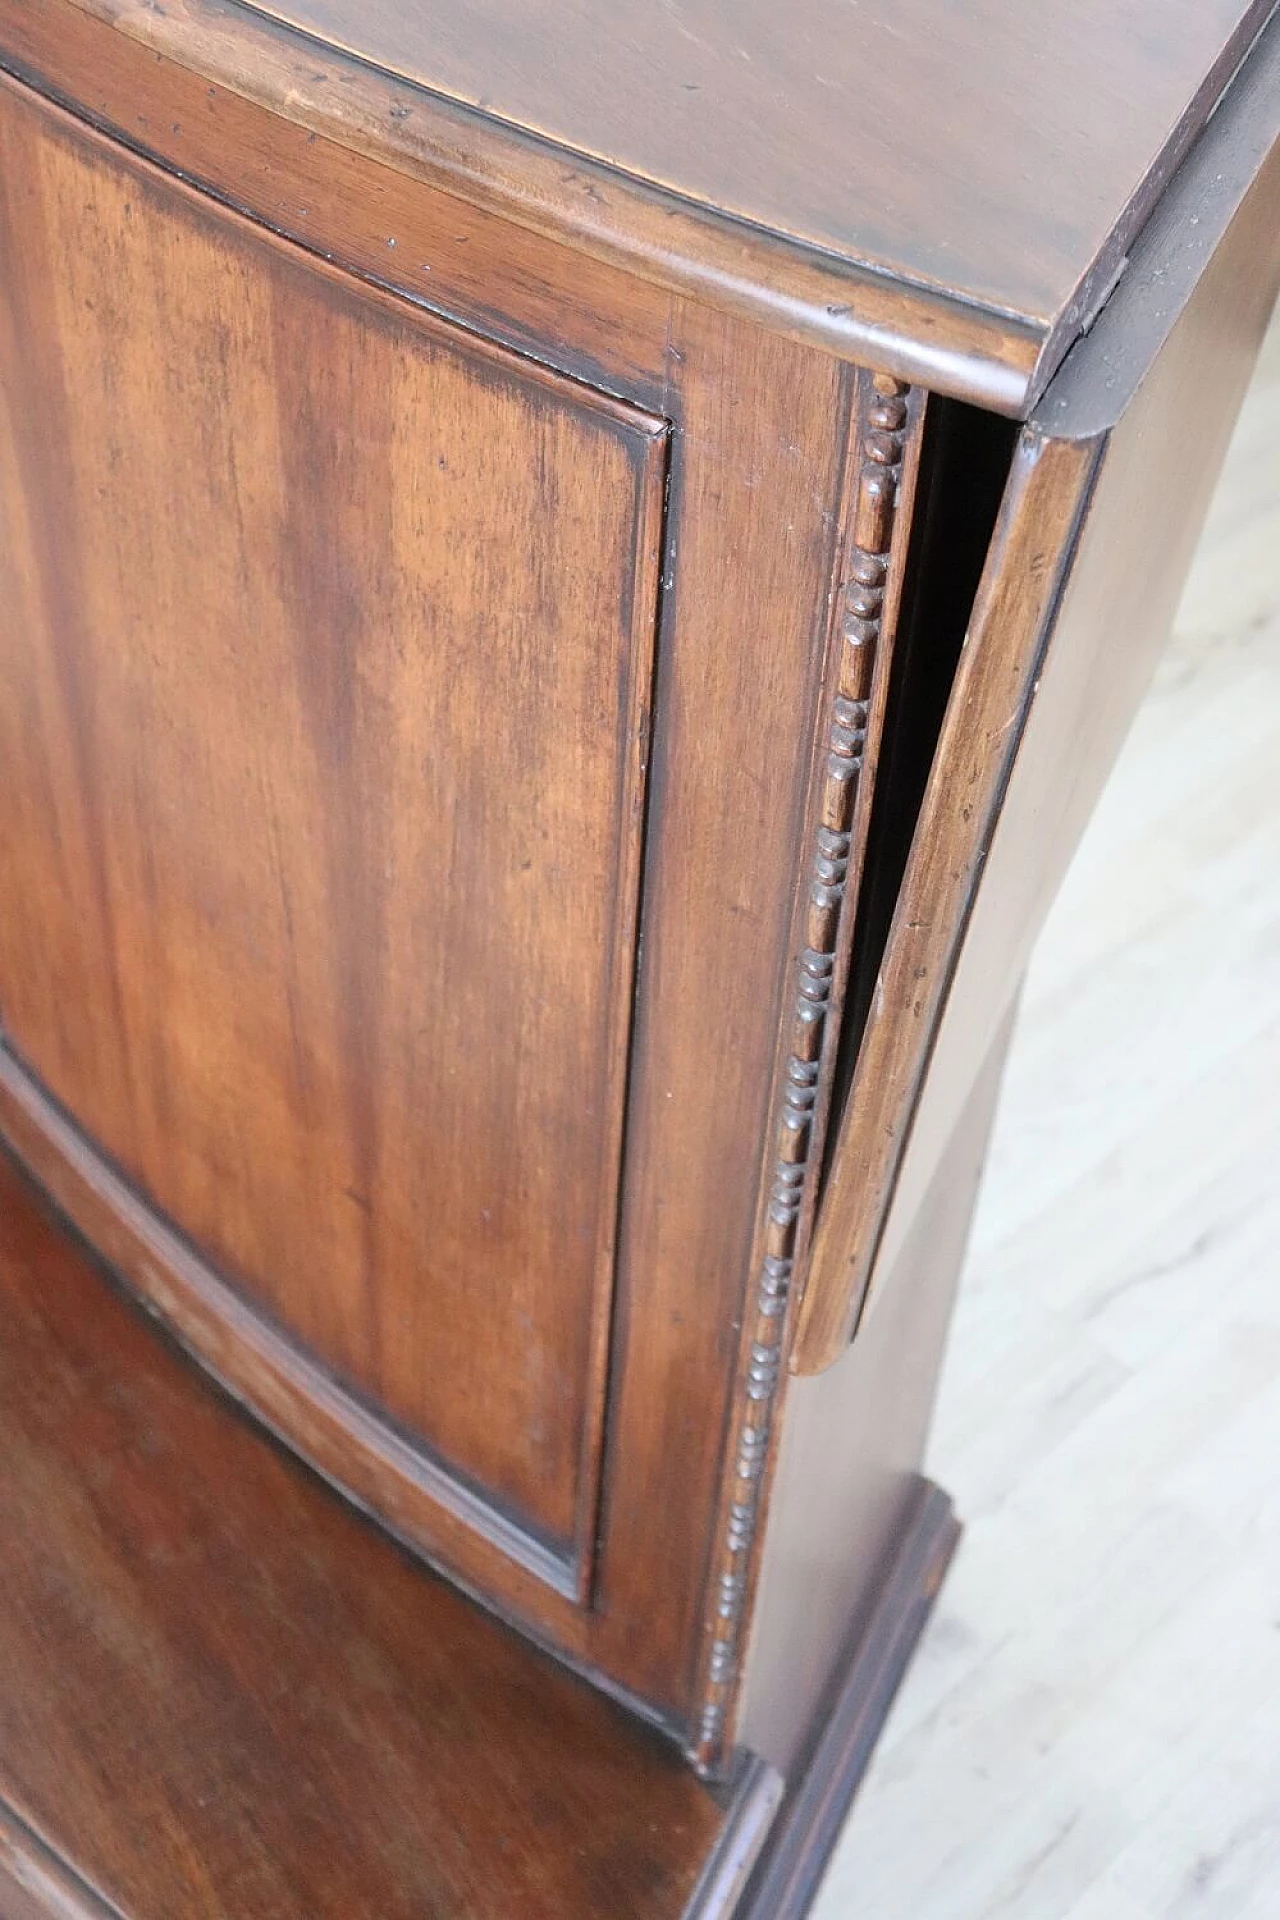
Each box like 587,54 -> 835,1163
245,0 -> 1269,358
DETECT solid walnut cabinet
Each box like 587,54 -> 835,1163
0,4 -> 1278,1916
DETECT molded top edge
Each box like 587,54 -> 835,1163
39,0 -> 1280,410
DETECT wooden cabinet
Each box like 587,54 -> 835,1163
0,3 -> 1277,1916
0,88 -> 666,1603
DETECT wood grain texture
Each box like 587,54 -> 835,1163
0,1149 -> 781,1920
1,0 -> 1269,1841
0,1049 -> 584,1608
0,56 -> 857,1735
6,0 -> 1038,411
0,75 -> 666,1594
15,0 -> 1258,410
0,0 -> 678,410
797,14 -> 1280,1370
586,300 -> 851,1732
64,0 -> 1273,410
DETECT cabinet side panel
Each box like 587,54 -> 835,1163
0,77 -> 665,1588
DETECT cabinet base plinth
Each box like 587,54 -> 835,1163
740,1482 -> 959,1918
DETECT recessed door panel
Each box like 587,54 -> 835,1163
0,80 -> 666,1596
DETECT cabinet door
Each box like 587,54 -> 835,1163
0,81 -> 666,1607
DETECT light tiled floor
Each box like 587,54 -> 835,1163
815,314 -> 1280,1919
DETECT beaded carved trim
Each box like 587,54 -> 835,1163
691,374 -> 914,1773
